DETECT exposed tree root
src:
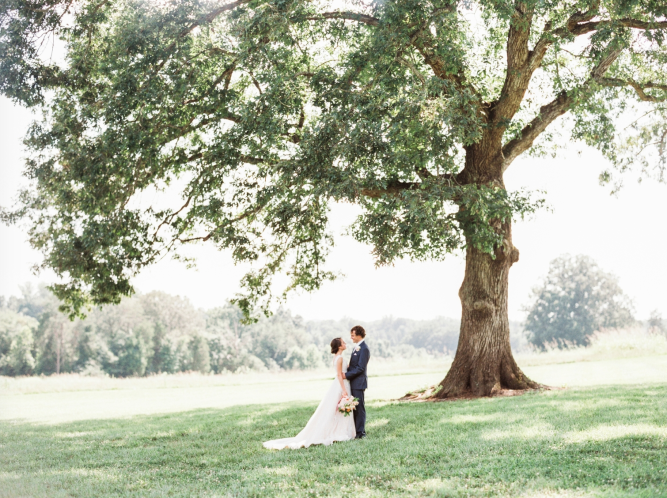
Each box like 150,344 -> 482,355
425,347 -> 541,400
399,383 -> 559,403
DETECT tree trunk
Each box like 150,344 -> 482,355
56,324 -> 62,375
432,220 -> 539,398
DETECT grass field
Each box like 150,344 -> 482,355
2,350 -> 667,497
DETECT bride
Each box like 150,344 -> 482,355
263,337 -> 356,449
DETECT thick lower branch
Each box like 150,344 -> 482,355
501,91 -> 572,168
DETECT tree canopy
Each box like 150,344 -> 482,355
523,254 -> 635,348
1,0 -> 666,320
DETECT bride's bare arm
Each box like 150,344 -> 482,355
335,356 -> 348,398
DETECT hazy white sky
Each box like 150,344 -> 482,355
1,96 -> 665,321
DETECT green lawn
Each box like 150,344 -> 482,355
2,356 -> 667,497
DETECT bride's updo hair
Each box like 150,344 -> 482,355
330,337 -> 343,354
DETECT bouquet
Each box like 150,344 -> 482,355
337,395 -> 359,417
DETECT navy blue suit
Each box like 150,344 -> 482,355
345,341 -> 370,437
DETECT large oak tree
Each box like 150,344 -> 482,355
1,0 -> 665,397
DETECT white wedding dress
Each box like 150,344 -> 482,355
263,355 -> 356,449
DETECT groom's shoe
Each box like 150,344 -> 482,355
355,433 -> 367,439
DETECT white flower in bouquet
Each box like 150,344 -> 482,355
337,396 -> 359,417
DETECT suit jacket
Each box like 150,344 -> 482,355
345,341 -> 370,390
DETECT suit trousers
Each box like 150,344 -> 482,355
351,388 -> 366,437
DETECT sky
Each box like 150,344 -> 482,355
1,96 -> 666,322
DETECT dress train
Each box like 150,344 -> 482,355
263,356 -> 356,449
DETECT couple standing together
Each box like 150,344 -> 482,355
263,325 -> 370,450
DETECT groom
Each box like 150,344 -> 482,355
343,325 -> 370,439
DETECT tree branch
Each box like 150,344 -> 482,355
397,56 -> 426,86
180,0 -> 253,38
493,1 -> 535,123
501,45 -> 623,170
306,7 -> 478,107
416,167 -> 431,180
410,31 -> 479,104
304,12 -> 379,26
360,174 -> 454,198
155,0 -> 252,72
152,196 -> 193,242
240,154 -> 268,165
527,0 -> 597,69
598,77 -> 667,102
525,1 -> 667,86
491,0 -> 603,130
184,152 -> 267,166
360,181 -> 418,198
525,20 -> 555,74
590,46 -> 624,80
178,204 -> 265,243
501,91 -> 573,168
570,18 -> 667,36
350,4 -> 477,100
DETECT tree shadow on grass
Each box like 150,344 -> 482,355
1,384 -> 666,497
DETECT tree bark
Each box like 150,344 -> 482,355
432,220 -> 539,398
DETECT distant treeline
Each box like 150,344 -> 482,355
0,285 -> 527,377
